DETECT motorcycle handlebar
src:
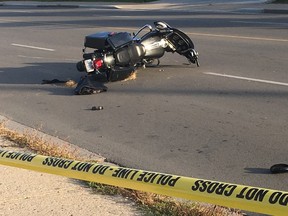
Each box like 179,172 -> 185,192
133,24 -> 153,39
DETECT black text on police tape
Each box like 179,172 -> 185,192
42,157 -> 110,175
192,180 -> 287,206
0,150 -> 36,162
111,167 -> 181,187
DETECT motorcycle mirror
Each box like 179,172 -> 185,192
154,21 -> 171,30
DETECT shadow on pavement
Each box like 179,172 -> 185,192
244,167 -> 272,174
1,61 -> 288,98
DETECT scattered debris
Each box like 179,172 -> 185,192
270,164 -> 288,174
121,72 -> 137,82
91,106 -> 104,111
41,76 -> 107,95
74,75 -> 108,95
42,79 -> 77,88
65,80 -> 77,87
42,79 -> 66,84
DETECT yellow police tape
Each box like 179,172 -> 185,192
0,149 -> 287,215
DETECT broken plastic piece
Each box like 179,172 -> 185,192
270,164 -> 288,174
91,106 -> 104,111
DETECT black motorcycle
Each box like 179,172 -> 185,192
75,21 -> 199,94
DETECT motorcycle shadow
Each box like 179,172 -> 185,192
0,62 -> 81,96
244,167 -> 272,175
155,63 -> 198,69
0,61 -> 195,96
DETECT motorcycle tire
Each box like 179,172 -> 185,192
76,61 -> 85,72
109,66 -> 136,82
145,59 -> 160,67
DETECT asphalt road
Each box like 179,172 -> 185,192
0,4 -> 287,192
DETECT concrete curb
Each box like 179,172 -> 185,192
38,4 -> 118,9
0,115 -> 106,162
0,1 -> 118,9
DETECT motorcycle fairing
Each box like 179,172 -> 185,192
166,28 -> 194,54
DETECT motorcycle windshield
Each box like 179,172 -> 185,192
167,28 -> 194,54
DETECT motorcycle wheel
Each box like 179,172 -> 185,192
76,61 -> 85,72
109,66 -> 136,82
144,59 -> 160,67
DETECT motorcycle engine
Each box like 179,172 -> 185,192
103,53 -> 115,68
104,44 -> 145,67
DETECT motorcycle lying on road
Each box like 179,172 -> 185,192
75,21 -> 199,94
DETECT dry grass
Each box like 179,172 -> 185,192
0,121 -> 77,159
0,121 -> 243,216
89,182 -> 244,216
122,72 -> 137,82
65,79 -> 77,88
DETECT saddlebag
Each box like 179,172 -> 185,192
84,32 -> 133,50
85,32 -> 112,49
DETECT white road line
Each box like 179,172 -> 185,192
0,18 -> 22,22
11,43 -> 55,52
79,25 -> 288,43
18,55 -> 78,62
18,55 -> 44,59
187,32 -> 288,43
3,10 -> 32,13
204,72 -> 288,87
